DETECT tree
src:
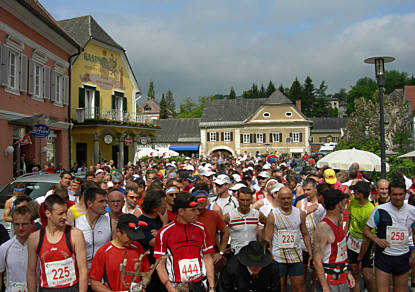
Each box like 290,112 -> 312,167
302,76 -> 316,116
159,93 -> 169,119
147,80 -> 155,100
165,90 -> 176,116
332,88 -> 348,102
346,77 -> 377,115
315,80 -> 328,97
384,70 -> 409,94
266,81 -> 276,97
177,96 -> 210,118
288,78 -> 303,102
259,83 -> 266,98
229,87 -> 236,99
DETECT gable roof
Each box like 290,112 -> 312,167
310,117 -> 347,133
154,118 -> 201,143
57,15 -> 123,50
139,99 -> 160,114
404,86 -> 415,111
200,90 -> 293,126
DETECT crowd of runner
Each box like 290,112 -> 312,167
1,153 -> 415,292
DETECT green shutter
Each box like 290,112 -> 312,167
95,90 -> 100,118
78,88 -> 85,108
123,97 -> 127,112
111,95 -> 116,109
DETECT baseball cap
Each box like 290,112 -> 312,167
232,174 -> 242,183
199,168 -> 215,177
257,171 -> 271,179
323,169 -> 337,185
269,183 -> 285,195
95,169 -> 104,175
117,214 -> 145,241
323,189 -> 348,208
262,164 -> 271,170
214,174 -> 231,185
350,181 -> 371,195
179,171 -> 196,182
229,183 -> 247,191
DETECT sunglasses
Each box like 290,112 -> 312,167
188,197 -> 206,207
167,192 -> 178,197
127,195 -> 139,200
112,182 -> 122,185
128,221 -> 148,229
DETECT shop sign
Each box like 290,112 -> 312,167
30,124 -> 50,138
124,136 -> 133,145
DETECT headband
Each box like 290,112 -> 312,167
14,188 -> 25,192
165,187 -> 179,194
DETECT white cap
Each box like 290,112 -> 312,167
187,165 -> 195,171
199,168 -> 215,177
229,183 -> 246,191
214,174 -> 231,185
270,183 -> 285,194
263,163 -> 271,170
232,174 -> 242,183
257,171 -> 271,179
95,169 -> 104,175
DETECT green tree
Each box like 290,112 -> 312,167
346,77 -> 377,115
259,83 -> 266,98
266,81 -> 276,97
147,80 -> 155,100
159,93 -> 169,119
165,90 -> 176,116
288,78 -> 303,102
384,70 -> 409,94
229,87 -> 236,99
302,76 -> 316,116
177,96 -> 211,118
315,80 -> 328,97
332,88 -> 348,102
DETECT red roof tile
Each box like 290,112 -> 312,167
405,86 -> 415,111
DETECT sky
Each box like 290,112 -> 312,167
42,0 -> 415,105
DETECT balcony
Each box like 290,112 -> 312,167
72,107 -> 159,128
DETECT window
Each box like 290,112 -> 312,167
285,111 -> 293,117
242,133 -> 251,144
309,136 -> 314,143
144,105 -> 151,112
332,136 -> 339,142
319,136 -> 327,143
8,50 -> 18,90
223,132 -> 231,142
256,133 -> 264,143
209,132 -> 217,142
270,132 -> 282,143
292,132 -> 301,143
33,63 -> 42,98
54,73 -> 64,104
263,112 -> 270,118
85,89 -> 95,119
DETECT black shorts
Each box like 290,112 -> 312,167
348,242 -> 373,268
374,251 -> 410,276
303,250 -> 310,265
39,284 -> 79,292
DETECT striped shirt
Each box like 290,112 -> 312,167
228,208 -> 259,254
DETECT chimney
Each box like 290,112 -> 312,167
295,100 -> 301,112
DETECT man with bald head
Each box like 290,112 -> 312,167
264,187 -> 312,292
107,188 -> 125,236
372,179 -> 390,206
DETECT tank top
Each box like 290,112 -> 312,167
271,207 -> 302,263
69,205 -> 84,220
321,217 -> 348,285
37,225 -> 79,288
299,199 -> 326,250
228,208 -> 259,254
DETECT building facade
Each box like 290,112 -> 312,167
58,15 -> 158,169
309,118 -> 347,152
199,91 -> 313,158
0,0 -> 79,184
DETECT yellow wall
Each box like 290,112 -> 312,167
247,105 -> 305,123
311,132 -> 342,144
70,42 -> 135,114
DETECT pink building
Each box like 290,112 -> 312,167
0,0 -> 80,184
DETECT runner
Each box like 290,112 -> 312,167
224,187 -> 259,255
211,174 -> 238,215
264,186 -> 313,292
154,192 -> 215,292
74,186 -> 111,270
0,206 -> 31,292
165,184 -> 179,221
27,194 -> 88,292
255,171 -> 270,201
3,183 -> 25,223
345,181 -> 376,292
313,189 -> 355,292
107,188 -> 125,236
362,179 -> 415,292
371,179 -> 390,206
122,186 -> 142,217
89,214 -> 150,291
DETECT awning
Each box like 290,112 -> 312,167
169,144 -> 199,151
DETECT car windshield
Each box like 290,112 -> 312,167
0,182 -> 54,207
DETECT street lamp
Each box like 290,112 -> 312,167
364,56 -> 395,178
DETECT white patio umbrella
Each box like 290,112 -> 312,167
134,148 -> 161,161
398,150 -> 415,158
316,148 -> 389,172
160,149 -> 180,158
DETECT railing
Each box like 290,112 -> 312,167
71,108 -> 159,126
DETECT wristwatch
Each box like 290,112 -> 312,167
219,251 -> 224,256
209,287 -> 216,291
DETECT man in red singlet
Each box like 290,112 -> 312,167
313,189 -> 355,292
27,195 -> 88,292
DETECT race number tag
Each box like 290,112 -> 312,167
386,226 -> 408,246
45,257 -> 76,287
336,238 -> 348,262
346,235 -> 362,253
277,230 -> 298,248
11,282 -> 27,292
130,282 -> 142,292
178,258 -> 201,281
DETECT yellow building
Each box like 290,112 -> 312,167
58,15 -> 158,168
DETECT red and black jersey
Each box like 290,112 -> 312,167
154,220 -> 214,283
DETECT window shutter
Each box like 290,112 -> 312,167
240,134 -> 243,143
207,132 -> 210,142
289,132 -> 293,139
63,75 -> 69,105
299,132 -> 303,142
230,132 -> 233,141
95,90 -> 100,118
28,59 -> 34,95
78,87 -> 85,108
221,132 -> 224,141
50,71 -> 56,102
19,54 -> 27,92
43,66 -> 50,99
270,133 -> 273,143
111,95 -> 116,109
263,133 -> 266,143
251,134 -> 254,143
0,45 -> 9,86
123,97 -> 127,113
278,133 -> 282,143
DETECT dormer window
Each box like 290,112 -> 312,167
144,105 -> 151,112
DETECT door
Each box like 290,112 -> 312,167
76,143 -> 87,165
124,144 -> 129,166
112,145 -> 119,168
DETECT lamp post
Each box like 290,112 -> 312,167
364,56 -> 395,178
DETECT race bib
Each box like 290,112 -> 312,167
386,226 -> 409,246
336,238 -> 348,262
130,282 -> 142,292
11,282 -> 27,292
45,257 -> 76,287
178,258 -> 201,281
277,230 -> 298,248
346,235 -> 362,253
